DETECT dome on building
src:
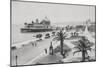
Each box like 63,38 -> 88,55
40,17 -> 50,25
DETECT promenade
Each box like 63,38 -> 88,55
11,34 -> 53,66
11,29 -> 95,66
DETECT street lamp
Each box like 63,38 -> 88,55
15,55 -> 18,67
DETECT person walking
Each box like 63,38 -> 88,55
31,42 -> 34,47
34,41 -> 37,47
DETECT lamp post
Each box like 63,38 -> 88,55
15,55 -> 18,67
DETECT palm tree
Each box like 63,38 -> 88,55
53,44 -> 71,58
53,29 -> 67,57
73,36 -> 94,62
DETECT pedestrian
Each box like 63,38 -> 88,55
31,42 -> 34,47
62,52 -> 66,58
44,49 -> 47,54
34,41 -> 37,47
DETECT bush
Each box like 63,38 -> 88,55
53,45 -> 71,54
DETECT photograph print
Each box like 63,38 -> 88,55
11,0 -> 96,67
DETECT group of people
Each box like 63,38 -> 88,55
31,41 -> 37,47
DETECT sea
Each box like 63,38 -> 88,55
12,24 -> 47,45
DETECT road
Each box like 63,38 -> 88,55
11,36 -> 54,66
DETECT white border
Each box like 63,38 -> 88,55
0,0 -> 99,67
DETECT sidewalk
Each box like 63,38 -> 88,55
12,38 -> 38,49
25,40 -> 61,65
31,40 -> 73,64
11,37 -> 54,66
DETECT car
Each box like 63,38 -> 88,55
45,33 -> 50,39
36,34 -> 43,40
52,31 -> 56,36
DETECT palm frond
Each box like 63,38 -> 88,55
54,34 -> 59,37
73,45 -> 82,51
63,33 -> 68,39
87,42 -> 94,47
85,50 -> 88,55
53,36 -> 60,41
63,36 -> 67,39
56,32 -> 60,35
53,40 -> 58,44
86,47 -> 93,52
78,39 -> 86,48
73,50 -> 81,56
63,32 -> 66,35
71,41 -> 80,45
64,37 -> 70,40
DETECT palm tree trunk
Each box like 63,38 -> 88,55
61,37 -> 63,55
82,50 -> 85,62
60,31 -> 63,55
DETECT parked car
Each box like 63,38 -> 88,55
36,34 -> 43,41
45,33 -> 50,39
52,31 -> 56,36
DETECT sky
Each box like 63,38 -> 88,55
12,1 -> 95,26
